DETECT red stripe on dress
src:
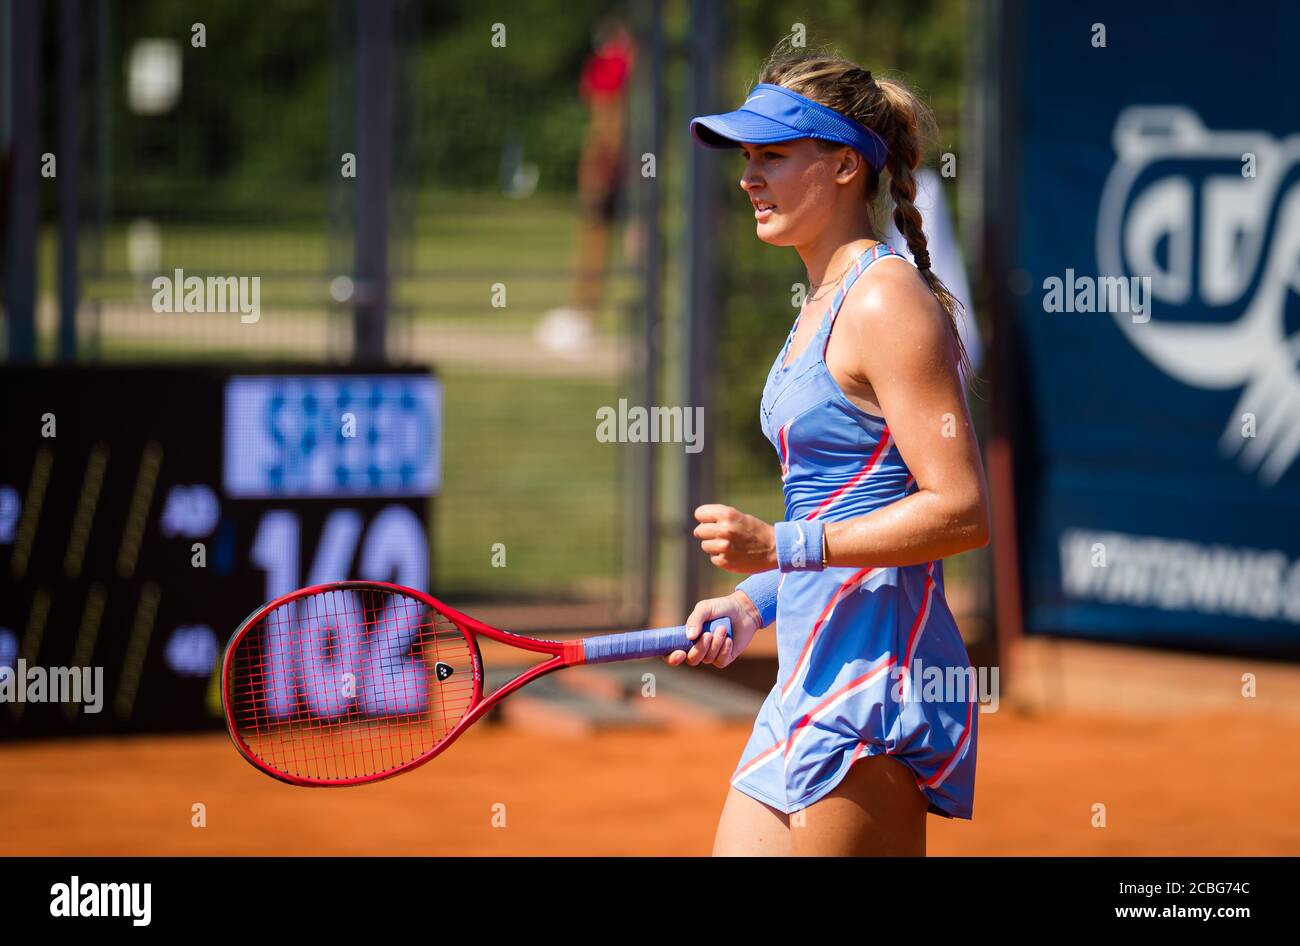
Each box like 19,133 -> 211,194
778,419 -> 793,481
783,654 -> 896,758
780,565 -> 880,702
923,693 -> 976,789
805,428 -> 893,521
899,563 -> 938,690
733,738 -> 786,782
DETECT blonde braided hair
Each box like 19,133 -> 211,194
756,51 -> 976,384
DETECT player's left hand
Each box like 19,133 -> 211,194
692,504 -> 777,574
664,592 -> 760,670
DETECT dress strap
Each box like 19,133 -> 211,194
778,243 -> 900,372
822,243 -> 901,356
783,243 -> 883,347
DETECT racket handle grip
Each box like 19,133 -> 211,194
581,617 -> 733,664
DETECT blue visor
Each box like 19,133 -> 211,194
690,83 -> 890,172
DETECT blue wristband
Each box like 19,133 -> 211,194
734,570 -> 779,628
774,519 -> 825,572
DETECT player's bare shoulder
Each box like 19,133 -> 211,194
841,254 -> 952,370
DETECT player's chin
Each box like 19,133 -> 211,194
754,222 -> 796,246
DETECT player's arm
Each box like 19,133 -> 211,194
821,260 -> 990,566
690,264 -> 988,575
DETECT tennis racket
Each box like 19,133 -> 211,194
221,580 -> 732,787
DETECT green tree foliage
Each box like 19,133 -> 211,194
102,0 -> 630,212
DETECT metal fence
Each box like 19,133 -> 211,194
6,0 -> 990,647
8,0 -> 662,633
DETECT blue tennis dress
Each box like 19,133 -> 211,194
730,242 -> 978,819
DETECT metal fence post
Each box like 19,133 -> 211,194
58,0 -> 81,361
353,0 -> 393,363
4,0 -> 40,361
635,0 -> 665,624
678,0 -> 723,619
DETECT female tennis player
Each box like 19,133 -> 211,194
666,54 -> 990,856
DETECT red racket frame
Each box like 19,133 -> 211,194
222,580 -> 593,787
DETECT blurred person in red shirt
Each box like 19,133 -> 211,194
536,14 -> 638,354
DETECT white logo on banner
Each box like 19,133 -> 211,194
1097,106 -> 1300,486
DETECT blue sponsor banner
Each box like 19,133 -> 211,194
1010,3 -> 1300,654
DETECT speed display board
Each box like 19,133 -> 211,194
0,365 -> 440,738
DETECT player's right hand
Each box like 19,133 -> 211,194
664,591 -> 762,670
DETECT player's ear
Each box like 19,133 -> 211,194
825,143 -> 856,181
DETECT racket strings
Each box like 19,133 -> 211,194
227,587 -> 478,782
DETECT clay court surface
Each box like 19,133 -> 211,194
3,639 -> 1299,856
